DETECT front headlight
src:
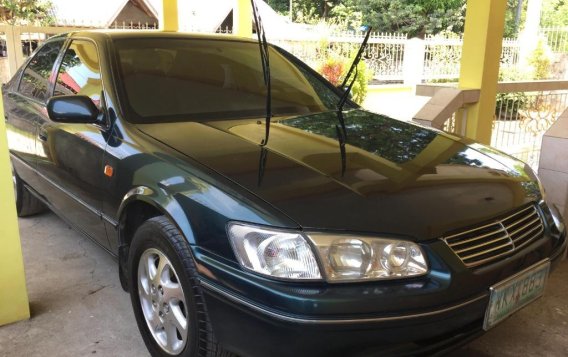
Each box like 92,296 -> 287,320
308,233 -> 428,282
228,222 -> 429,282
227,223 -> 322,280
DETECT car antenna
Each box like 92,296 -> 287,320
251,0 -> 272,146
338,27 -> 372,112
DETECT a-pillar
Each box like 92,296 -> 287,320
0,89 -> 30,326
457,0 -> 507,144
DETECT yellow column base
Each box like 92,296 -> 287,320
0,89 -> 30,326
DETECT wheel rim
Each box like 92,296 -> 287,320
138,248 -> 188,355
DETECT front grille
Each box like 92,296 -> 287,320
443,205 -> 544,267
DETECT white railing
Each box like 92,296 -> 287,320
271,31 -> 408,82
540,27 -> 568,53
272,31 -> 524,83
0,25 -> 566,86
492,82 -> 568,169
414,81 -> 568,170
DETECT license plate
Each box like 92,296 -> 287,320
483,259 -> 550,330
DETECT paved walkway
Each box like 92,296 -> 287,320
362,90 -> 430,122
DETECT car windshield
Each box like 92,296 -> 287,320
113,38 -> 351,123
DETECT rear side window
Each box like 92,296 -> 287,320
18,40 -> 64,102
54,40 -> 102,108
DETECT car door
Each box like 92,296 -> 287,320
34,38 -> 110,249
5,39 -> 64,190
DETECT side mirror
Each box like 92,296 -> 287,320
47,95 -> 99,124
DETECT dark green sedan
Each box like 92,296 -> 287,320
5,30 -> 567,357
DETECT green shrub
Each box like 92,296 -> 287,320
528,39 -> 552,80
317,54 -> 370,105
495,67 -> 531,118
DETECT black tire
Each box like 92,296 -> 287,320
13,168 -> 46,217
128,216 -> 235,357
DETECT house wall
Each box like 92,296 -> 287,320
539,108 -> 568,224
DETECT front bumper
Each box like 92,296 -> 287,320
196,231 -> 567,357
202,281 -> 488,357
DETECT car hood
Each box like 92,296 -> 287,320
136,109 -> 541,241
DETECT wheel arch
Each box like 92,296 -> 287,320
116,185 -> 197,291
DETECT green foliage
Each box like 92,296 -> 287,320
348,0 -> 465,38
317,53 -> 370,104
541,0 -> 568,27
329,2 -> 363,31
495,42 -> 553,118
0,0 -> 54,25
271,0 -> 524,38
502,0 -> 525,38
266,0 -> 290,14
496,67 -> 531,118
281,0 -> 343,23
349,57 -> 370,104
528,40 -> 552,80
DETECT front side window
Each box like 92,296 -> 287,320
54,40 -> 102,108
18,40 -> 64,102
113,38 -> 352,123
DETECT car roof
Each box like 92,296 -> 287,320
66,29 -> 257,43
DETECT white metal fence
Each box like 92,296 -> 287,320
432,82 -> 568,170
271,32 -> 408,82
492,89 -> 568,169
540,27 -> 568,53
272,31 -> 525,83
2,24 -> 568,85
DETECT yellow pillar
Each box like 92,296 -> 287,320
160,0 -> 178,32
458,0 -> 507,144
0,90 -> 30,326
234,0 -> 252,37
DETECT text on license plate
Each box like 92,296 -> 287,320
483,260 -> 550,330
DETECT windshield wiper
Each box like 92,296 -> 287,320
251,0 -> 272,146
338,27 -> 372,111
335,111 -> 347,177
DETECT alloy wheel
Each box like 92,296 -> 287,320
138,248 -> 188,355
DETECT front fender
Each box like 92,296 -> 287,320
118,184 -> 197,244
117,169 -> 299,259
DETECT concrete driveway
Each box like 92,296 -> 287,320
1,212 -> 567,356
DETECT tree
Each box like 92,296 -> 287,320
266,0 -> 289,14
502,0 -> 525,38
353,0 -> 465,38
541,0 -> 568,27
267,0 -> 344,23
0,0 -> 54,25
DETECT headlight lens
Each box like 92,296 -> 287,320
308,234 -> 428,282
227,223 -> 429,282
227,223 -> 322,280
